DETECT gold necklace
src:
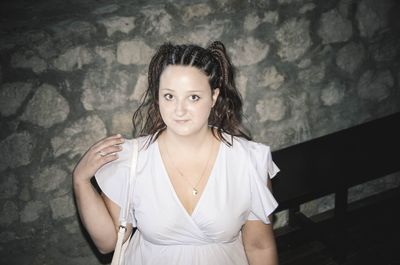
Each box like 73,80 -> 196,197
163,136 -> 215,196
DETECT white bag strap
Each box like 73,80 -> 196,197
120,138 -> 139,225
111,139 -> 139,265
111,227 -> 127,265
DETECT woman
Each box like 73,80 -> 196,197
73,41 -> 280,265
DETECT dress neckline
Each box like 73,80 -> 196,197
155,139 -> 223,218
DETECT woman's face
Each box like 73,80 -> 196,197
158,65 -> 219,137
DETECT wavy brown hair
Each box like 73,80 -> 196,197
132,41 -> 251,146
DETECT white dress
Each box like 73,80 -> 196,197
95,134 -> 279,265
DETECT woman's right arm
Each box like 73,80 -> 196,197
72,134 -> 130,254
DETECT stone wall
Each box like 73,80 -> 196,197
1,0 -> 399,264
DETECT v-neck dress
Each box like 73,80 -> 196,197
95,134 -> 280,265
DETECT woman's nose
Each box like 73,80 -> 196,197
174,100 -> 187,116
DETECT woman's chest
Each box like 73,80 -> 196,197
132,150 -> 251,244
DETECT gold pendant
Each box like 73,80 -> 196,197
192,188 -> 198,195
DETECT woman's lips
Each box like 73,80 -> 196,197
174,119 -> 189,124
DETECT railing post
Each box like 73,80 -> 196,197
334,188 -> 348,263
288,205 -> 300,227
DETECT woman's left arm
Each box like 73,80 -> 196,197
242,177 -> 278,264
242,220 -> 278,265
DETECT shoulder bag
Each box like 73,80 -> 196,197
111,139 -> 139,265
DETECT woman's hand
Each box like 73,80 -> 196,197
72,134 -> 126,253
73,134 -> 125,184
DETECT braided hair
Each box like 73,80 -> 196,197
132,41 -> 251,146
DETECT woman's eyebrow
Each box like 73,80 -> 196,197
160,88 -> 204,93
186,90 -> 204,93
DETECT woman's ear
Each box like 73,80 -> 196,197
212,88 -> 220,107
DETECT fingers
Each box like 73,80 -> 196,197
97,151 -> 119,164
93,134 -> 124,149
95,144 -> 122,158
73,134 -> 125,184
92,134 -> 124,155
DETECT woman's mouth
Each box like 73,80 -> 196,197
174,119 -> 189,124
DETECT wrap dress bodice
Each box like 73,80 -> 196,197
95,134 -> 279,265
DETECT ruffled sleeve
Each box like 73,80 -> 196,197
246,142 -> 280,224
94,139 -> 136,226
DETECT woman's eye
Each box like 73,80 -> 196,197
189,95 -> 200,101
164,94 -> 173,100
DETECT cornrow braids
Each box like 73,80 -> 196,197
132,41 -> 251,146
206,41 -> 251,144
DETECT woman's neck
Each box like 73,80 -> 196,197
161,127 -> 215,153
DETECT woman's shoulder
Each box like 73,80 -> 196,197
226,134 -> 280,179
225,134 -> 272,155
115,135 -> 154,165
123,135 -> 151,148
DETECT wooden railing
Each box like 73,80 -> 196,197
272,112 -> 400,262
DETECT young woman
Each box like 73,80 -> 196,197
73,41 -> 280,265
